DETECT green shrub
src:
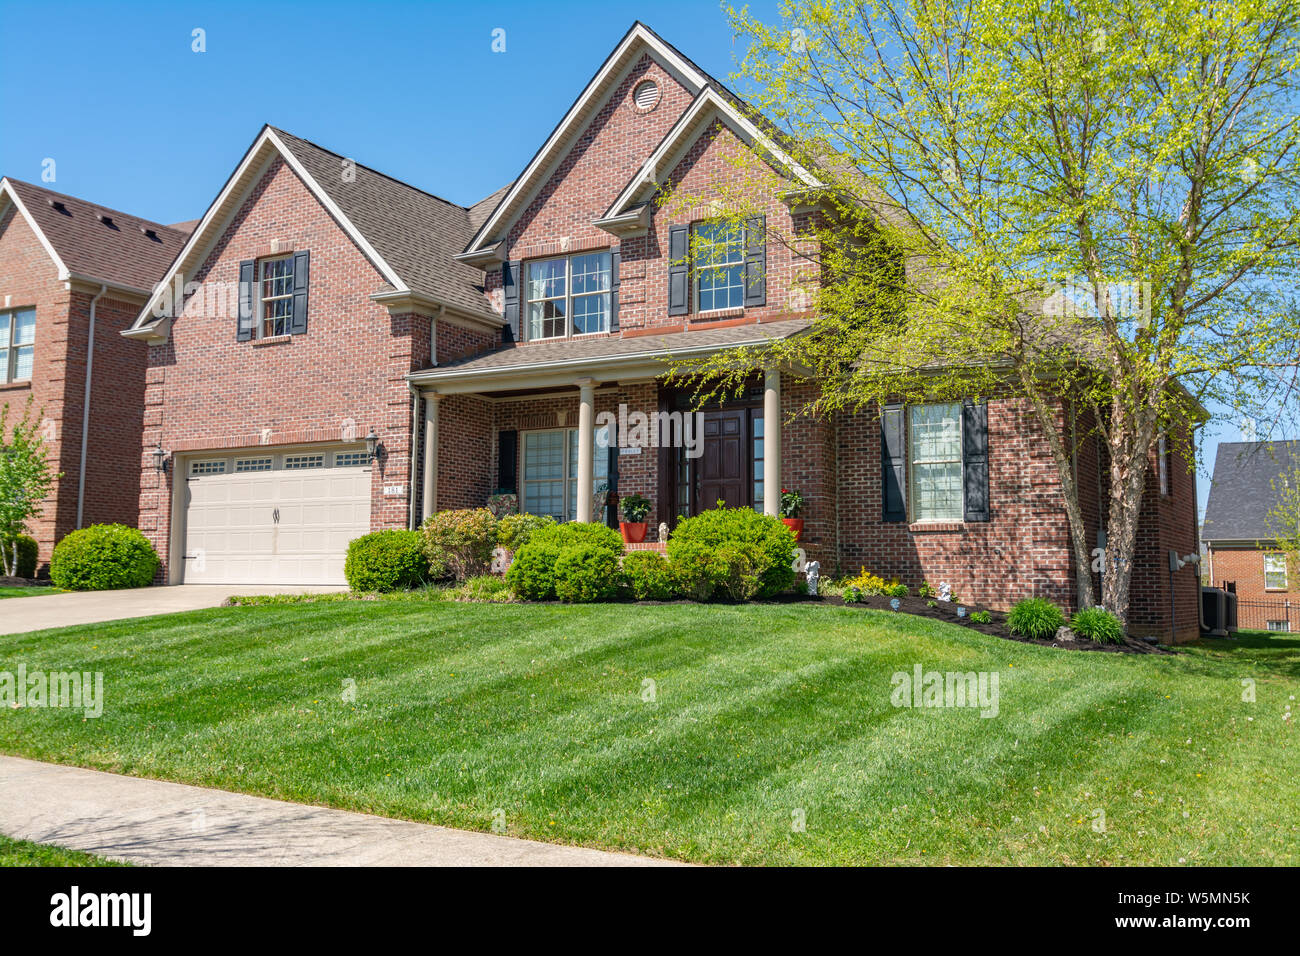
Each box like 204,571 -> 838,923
622,550 -> 677,601
666,507 -> 795,600
554,544 -> 622,603
497,513 -> 555,552
453,574 -> 517,603
885,582 -> 909,598
1006,597 -> 1066,639
529,521 -> 625,554
1,534 -> 38,578
918,582 -> 937,599
344,530 -> 429,592
506,543 -> 561,600
421,508 -> 499,581
1070,606 -> 1123,644
969,610 -> 992,624
49,524 -> 158,591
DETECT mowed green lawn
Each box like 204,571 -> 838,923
0,835 -> 127,867
0,586 -> 61,599
1,601 -> 1295,865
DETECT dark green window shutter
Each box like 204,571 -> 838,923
962,399 -> 990,521
237,259 -> 255,341
502,260 -> 521,343
606,421 -> 620,527
609,250 -> 620,332
667,225 -> 689,316
881,402 -> 907,522
743,215 -> 766,307
290,249 -> 310,335
497,430 -> 518,493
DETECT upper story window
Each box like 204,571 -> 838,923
694,221 -> 745,312
0,308 -> 36,384
909,403 -> 963,522
260,256 -> 294,338
526,251 -> 611,340
1264,553 -> 1288,591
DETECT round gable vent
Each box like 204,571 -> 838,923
632,79 -> 661,112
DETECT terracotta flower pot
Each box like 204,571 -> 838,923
782,518 -> 805,541
620,521 -> 648,544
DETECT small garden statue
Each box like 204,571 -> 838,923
938,581 -> 952,602
658,521 -> 669,542
805,560 -> 820,596
490,546 -> 510,574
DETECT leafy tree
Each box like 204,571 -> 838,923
670,0 -> 1300,624
0,398 -> 58,576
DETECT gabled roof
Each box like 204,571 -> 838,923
459,21 -> 767,262
0,177 -> 190,295
1202,440 -> 1300,543
128,125 -> 499,335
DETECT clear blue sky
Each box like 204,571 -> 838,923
0,0 -> 1265,519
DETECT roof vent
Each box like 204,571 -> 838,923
632,79 -> 661,112
97,212 -> 114,226
48,199 -> 68,214
140,225 -> 160,241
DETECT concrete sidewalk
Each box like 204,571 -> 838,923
0,585 -> 342,636
0,756 -> 679,867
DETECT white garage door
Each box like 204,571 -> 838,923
181,447 -> 372,585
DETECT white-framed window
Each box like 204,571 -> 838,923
190,459 -> 227,476
0,307 -> 36,383
525,251 -> 612,340
1158,434 -> 1169,496
234,457 -> 273,473
1267,620 -> 1290,632
284,454 -> 324,470
1264,553 -> 1288,590
521,427 -> 609,521
909,403 -> 963,522
694,220 -> 745,312
259,256 -> 294,338
335,451 -> 368,467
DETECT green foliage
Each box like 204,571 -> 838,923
0,398 -> 58,576
1007,598 -> 1066,640
451,574 -> 516,603
1070,606 -> 1124,644
0,534 -> 38,578
622,550 -> 678,601
779,488 -> 803,518
969,610 -> 992,624
885,582 -> 909,598
49,524 -> 158,591
529,521 -> 625,554
344,530 -> 429,593
666,507 -> 795,599
554,544 -> 622,603
619,493 -> 652,523
497,512 -> 556,552
505,543 -> 561,601
507,522 -> 624,602
421,508 -> 499,581
918,582 -> 937,599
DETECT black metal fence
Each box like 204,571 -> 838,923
1235,598 -> 1299,633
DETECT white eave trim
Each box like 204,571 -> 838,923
0,178 -> 71,279
461,23 -> 710,256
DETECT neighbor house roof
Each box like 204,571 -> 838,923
1202,440 -> 1300,543
0,177 -> 191,295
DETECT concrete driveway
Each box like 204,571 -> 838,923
0,584 -> 343,635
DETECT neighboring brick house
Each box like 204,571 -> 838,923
0,177 -> 189,571
121,22 -> 1200,640
1203,440 -> 1300,632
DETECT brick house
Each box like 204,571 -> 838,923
1203,440 -> 1300,632
122,23 -> 1200,639
0,177 -> 189,570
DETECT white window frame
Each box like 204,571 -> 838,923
908,403 -> 964,523
521,427 -> 609,521
283,453 -> 325,470
1158,434 -> 1169,496
234,457 -> 273,473
0,307 -> 36,384
1264,553 -> 1288,591
693,220 -> 745,313
259,255 -> 294,339
525,251 -> 612,341
1266,620 -> 1290,632
189,459 -> 227,476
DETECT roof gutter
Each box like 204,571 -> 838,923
76,284 -> 107,529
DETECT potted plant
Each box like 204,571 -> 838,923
780,488 -> 804,540
619,493 -> 652,543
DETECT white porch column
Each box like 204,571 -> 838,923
422,392 -> 440,522
763,367 -> 781,516
576,378 -> 596,523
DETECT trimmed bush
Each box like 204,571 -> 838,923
497,513 -> 555,552
554,544 -> 622,603
528,521 -> 625,554
666,507 -> 795,600
1,534 -> 38,578
505,543 -> 561,600
49,524 -> 158,591
1006,597 -> 1066,639
421,508 -> 498,581
345,530 -> 429,592
622,550 -> 677,601
1070,606 -> 1123,644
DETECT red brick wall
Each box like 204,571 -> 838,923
1209,547 -> 1298,600
137,156 -> 421,581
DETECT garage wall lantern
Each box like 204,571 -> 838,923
365,428 -> 380,462
152,441 -> 169,474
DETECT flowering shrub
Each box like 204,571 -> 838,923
421,508 -> 499,581
779,488 -> 803,518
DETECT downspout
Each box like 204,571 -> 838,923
76,284 -> 107,528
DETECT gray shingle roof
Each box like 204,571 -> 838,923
1202,440 -> 1300,542
270,128 -> 496,318
4,178 -> 190,292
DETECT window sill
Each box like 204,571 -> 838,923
252,334 -> 293,347
909,521 -> 964,533
0,379 -> 33,391
693,307 -> 746,320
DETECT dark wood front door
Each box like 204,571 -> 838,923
698,409 -> 748,510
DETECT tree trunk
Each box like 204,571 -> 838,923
1101,420 -> 1156,627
